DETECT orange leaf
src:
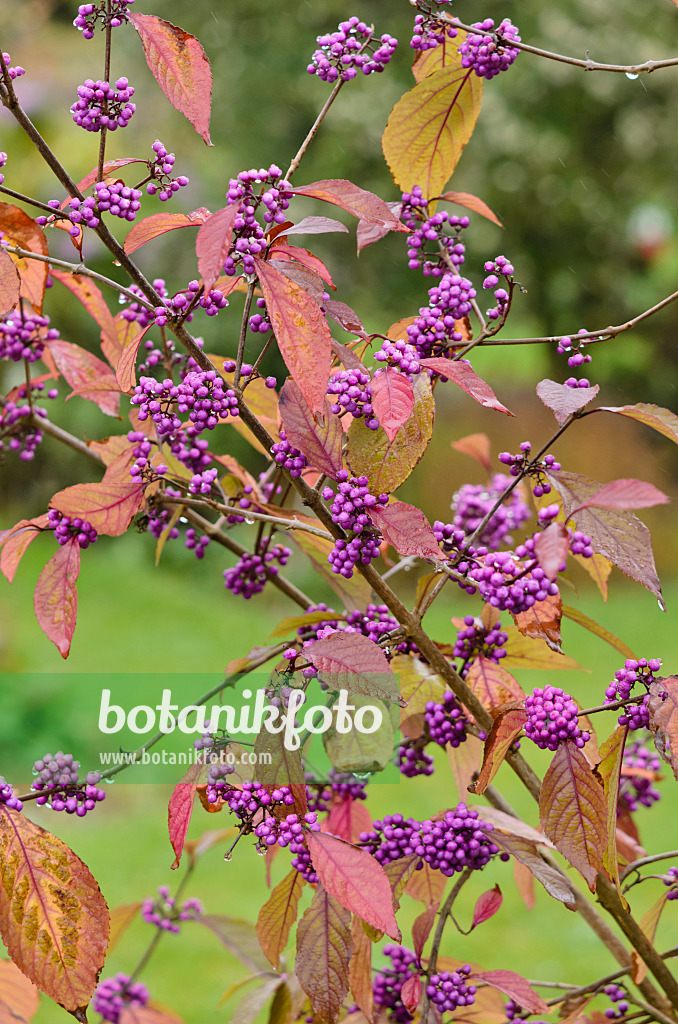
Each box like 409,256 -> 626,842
0,246 -> 21,316
48,339 -> 120,416
466,656 -> 525,711
512,593 -> 563,652
49,269 -> 118,361
439,190 -> 502,227
470,707 -> 527,795
107,903 -> 142,954
33,540 -> 81,658
451,432 -> 492,472
128,13 -> 212,144
596,725 -> 629,901
50,473 -> 145,537
196,205 -> 241,294
0,515 -> 49,583
296,886 -> 352,1024
370,369 -> 414,442
0,204 -> 48,312
349,916 -> 374,1022
124,210 -> 207,254
256,869 -> 305,968
255,258 -> 331,414
115,324 -> 152,393
0,806 -> 109,1015
0,959 -> 40,1024
561,605 -> 635,660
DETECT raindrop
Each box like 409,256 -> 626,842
244,517 -> 255,524
224,850 -> 233,862
256,846 -> 267,857
626,72 -> 639,80
658,597 -> 666,612
353,772 -> 372,780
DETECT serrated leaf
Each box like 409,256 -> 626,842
255,258 -> 331,414
124,210 -> 208,254
370,370 -> 414,443
439,191 -> 502,227
466,657 -> 525,711
278,379 -> 343,478
48,340 -> 120,416
470,708 -> 527,795
0,959 -> 40,1024
572,478 -> 670,513
536,379 -> 599,423
382,67 -> 483,197
419,358 -> 513,415
287,531 -> 372,612
323,696 -> 393,774
349,916 -> 374,1022
195,205 -> 241,293
512,593 -> 563,652
489,832 -> 576,908
50,474 -> 145,537
370,502 -> 442,562
596,725 -> 629,899
33,540 -> 81,658
0,204 -> 48,312
306,632 -> 397,703
647,676 -> 678,780
296,885 -> 352,1023
560,605 -> 635,660
128,13 -> 212,144
0,806 -> 109,1014
307,833 -> 400,940
547,469 -> 663,603
470,970 -> 548,1015
49,270 -> 118,362
257,869 -> 305,968
451,432 -> 492,471
471,885 -> 503,929
533,521 -> 570,579
597,402 -> 678,444
347,372 -> 434,493
0,246 -> 21,316
168,762 -> 204,869
0,516 -> 49,584
540,741 -> 607,891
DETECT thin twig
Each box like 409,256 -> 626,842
285,79 -> 345,180
621,853 -> 678,884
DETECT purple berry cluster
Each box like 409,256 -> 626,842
458,18 -> 521,80
482,256 -> 514,322
121,279 -> 170,329
345,603 -> 414,655
223,539 -> 292,599
223,165 -> 291,276
145,140 -> 189,200
604,658 -> 663,730
451,473 -> 531,549
204,761 -> 236,804
176,370 -> 239,428
71,78 -> 135,132
1,52 -> 25,80
602,984 -> 630,1019
0,777 -> 23,811
498,443 -> 561,498
305,769 -> 368,814
360,804 -> 499,876
322,471 -> 389,578
92,974 -> 149,1024
453,615 -> 508,673
410,6 -> 458,54
1,379 -> 58,460
128,431 -> 167,483
398,741 -> 435,778
327,369 -> 379,429
93,179 -> 142,221
226,780 -> 295,826
465,549 -> 560,613
142,885 -> 203,932
32,752 -> 105,816
558,330 -> 593,368
189,467 -> 218,495
524,686 -> 590,751
131,377 -> 182,436
406,272 -> 474,360
271,430 -> 309,477
74,1 -> 135,38
307,18 -> 398,83
0,152 -> 6,186
427,966 -> 476,1012
401,186 -> 468,276
290,842 -> 319,884
255,809 -> 320,849
46,509 -> 98,549
618,740 -> 661,813
0,307 -> 58,362
373,945 -> 420,1024
249,297 -> 272,334
424,691 -> 468,747
373,339 -> 422,378
662,866 -> 678,899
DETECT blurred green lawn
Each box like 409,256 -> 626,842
2,535 -> 678,1023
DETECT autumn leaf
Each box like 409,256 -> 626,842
370,369 -> 414,442
326,797 -> 372,845
107,903 -> 143,954
447,735 -> 484,801
256,869 -> 305,968
596,402 -> 678,444
412,906 -> 437,959
269,243 -> 336,289
305,631 -> 398,703
307,832 -> 400,940
0,246 -> 21,316
533,521 -> 570,580
596,725 -> 629,897
571,478 -> 670,513
288,531 -> 372,612
370,501 -> 443,562
0,204 -> 49,312
278,379 -> 343,478
33,539 -> 81,658
501,622 -> 581,670
560,605 -> 635,660
470,970 -> 548,1015
288,180 -> 407,252
647,676 -> 678,780
0,515 -> 49,584
49,269 -> 118,360
489,832 -> 576,908
400,975 -> 422,1016
466,657 -> 525,711
470,707 -> 527,795
439,191 -> 502,227
128,13 -> 212,144
295,885 -> 352,1024
349,916 -> 374,1022
168,762 -> 205,869
471,885 -> 503,929
323,696 -> 393,774
347,372 -> 434,493
0,805 -> 109,1015
0,959 -> 40,1024
253,724 -> 308,818
540,740 -> 607,891
404,861 -> 447,907
451,432 -> 492,471
512,593 -> 563,652
536,379 -> 599,423
326,303 -> 369,342
255,258 -> 331,414
50,472 -> 145,537
196,205 -> 242,293
73,158 -> 147,195
382,67 -> 483,197
394,655 -> 446,717
48,340 -> 120,416
419,358 -> 513,415
124,209 -> 209,254
119,1005 -> 185,1024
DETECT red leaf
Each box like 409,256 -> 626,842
647,677 -> 678,780
539,741 -> 607,891
597,402 -> 678,444
536,379 -> 599,423
296,885 -> 352,1024
119,1006 -> 184,1024
470,970 -> 548,1015
349,916 -> 374,1022
124,210 -> 208,254
0,959 -> 40,1024
512,593 -> 563,653
48,339 -> 120,416
324,301 -> 369,340
195,205 -> 241,293
49,269 -> 118,365
256,869 -> 305,968
282,216 -> 349,236
269,244 -> 335,289
278,379 -> 344,478
50,474 -> 145,537
305,631 -> 398,703
33,539 -> 81,658
0,515 -> 49,583
471,885 -> 503,929
411,906 -> 437,959
489,832 -> 576,908
168,762 -> 204,869
533,521 -> 570,579
439,190 -> 502,227
466,657 -> 525,711
326,796 -> 372,844
470,708 -> 527,795
269,259 -> 326,302
369,501 -> 442,561
400,975 -> 421,1016
128,13 -> 212,144
73,158 -> 147,195
255,258 -> 332,414
0,246 -> 21,316
371,369 -> 414,442
0,204 -> 48,312
451,432 -> 492,472
116,324 -> 152,393
419,358 -> 513,415
289,180 -> 408,250
547,470 -> 663,603
307,832 -> 400,940
572,478 -> 670,513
